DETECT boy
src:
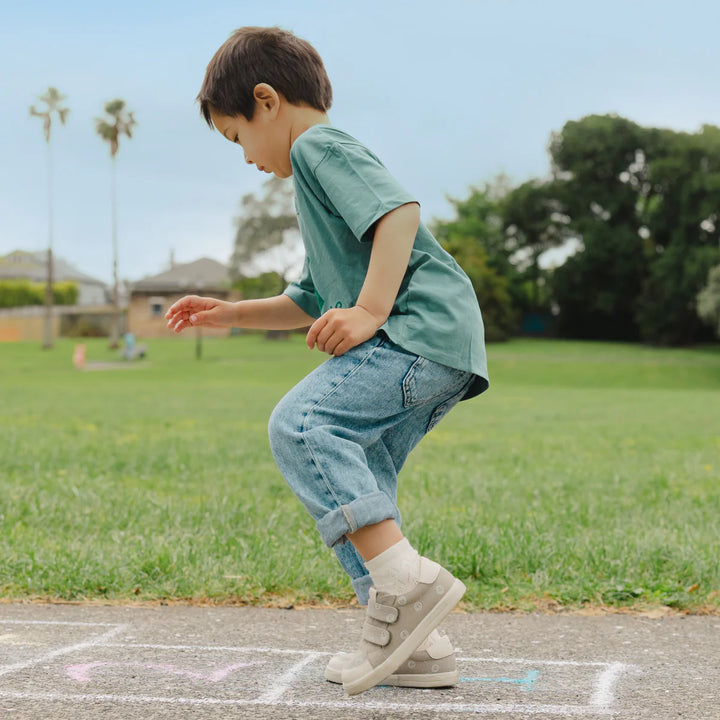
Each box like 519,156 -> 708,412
166,26 -> 489,696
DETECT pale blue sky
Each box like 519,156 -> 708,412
1,0 -> 717,284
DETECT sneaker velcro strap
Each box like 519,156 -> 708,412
367,600 -> 399,624
362,622 -> 391,647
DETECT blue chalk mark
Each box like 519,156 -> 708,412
460,669 -> 540,692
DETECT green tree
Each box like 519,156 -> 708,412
697,265 -> 720,339
548,115 -> 649,340
230,177 -> 302,339
636,125 -> 720,343
502,179 -> 569,312
433,180 -> 520,340
552,225 -> 648,340
95,99 -> 137,346
548,115 -> 720,344
434,178 -> 512,274
230,176 -> 300,282
442,235 -> 518,341
235,271 -> 285,300
29,86 -> 69,349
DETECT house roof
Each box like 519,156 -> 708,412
0,250 -> 107,286
131,258 -> 230,293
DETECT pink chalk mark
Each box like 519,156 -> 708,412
66,660 -> 265,683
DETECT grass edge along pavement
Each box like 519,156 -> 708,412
1,335 -> 719,613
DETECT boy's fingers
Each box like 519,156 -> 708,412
315,322 -> 337,348
167,310 -> 195,332
166,295 -> 201,318
166,299 -> 187,317
306,317 -> 325,349
166,299 -> 220,334
331,339 -> 351,357
190,310 -> 210,325
167,310 -> 187,326
323,326 -> 347,354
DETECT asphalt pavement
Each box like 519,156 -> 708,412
1,602 -> 718,719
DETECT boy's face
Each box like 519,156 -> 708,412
210,104 -> 293,179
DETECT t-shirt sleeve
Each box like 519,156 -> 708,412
314,142 -> 418,242
283,256 -> 321,319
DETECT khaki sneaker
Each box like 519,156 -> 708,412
341,558 -> 465,696
325,632 -> 458,687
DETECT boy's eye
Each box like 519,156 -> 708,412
234,135 -> 239,144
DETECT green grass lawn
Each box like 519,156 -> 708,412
1,334 -> 719,612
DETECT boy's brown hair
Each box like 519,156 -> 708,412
197,26 -> 333,126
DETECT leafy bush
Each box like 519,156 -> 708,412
0,280 -> 78,308
53,282 -> 79,306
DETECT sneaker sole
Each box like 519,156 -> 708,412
382,669 -> 459,688
325,665 -> 459,687
343,577 -> 466,696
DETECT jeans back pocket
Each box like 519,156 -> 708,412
402,355 -> 473,409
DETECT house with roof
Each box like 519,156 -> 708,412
128,257 -> 237,338
0,250 -> 116,342
0,250 -> 109,305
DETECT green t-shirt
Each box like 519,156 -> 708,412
285,125 -> 489,399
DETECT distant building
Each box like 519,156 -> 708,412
128,257 -> 237,338
0,250 -> 117,341
0,250 -> 109,305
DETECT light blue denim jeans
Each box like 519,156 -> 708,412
268,333 -> 473,606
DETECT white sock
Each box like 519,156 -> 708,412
365,537 -> 421,596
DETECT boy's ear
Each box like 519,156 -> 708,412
253,83 -> 280,118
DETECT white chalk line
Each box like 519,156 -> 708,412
0,620 -> 628,714
258,652 -> 323,703
458,656 -> 625,669
591,662 -> 627,708
0,690 -> 613,715
0,625 -> 126,679
0,620 -> 121,628
0,622 -> 630,670
110,642 -> 630,673
104,642 -> 333,656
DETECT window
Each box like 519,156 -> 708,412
149,296 -> 165,318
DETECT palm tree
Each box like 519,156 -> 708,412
95,99 -> 137,347
30,87 -> 69,349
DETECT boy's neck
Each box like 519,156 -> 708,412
289,105 -> 331,146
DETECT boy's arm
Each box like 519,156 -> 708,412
166,293 -> 315,334
306,202 -> 420,356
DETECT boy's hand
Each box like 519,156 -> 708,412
165,295 -> 236,334
306,305 -> 383,356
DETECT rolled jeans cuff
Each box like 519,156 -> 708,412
315,491 -> 398,549
351,574 -> 374,606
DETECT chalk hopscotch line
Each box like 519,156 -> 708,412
457,656 -> 620,667
258,653 -> 324,704
591,663 -> 628,708
0,652 -> 631,716
104,642 -> 334,656
0,620 -> 122,628
92,641 -> 633,710
66,660 -> 267,683
0,620 -> 630,715
461,669 -> 540,691
0,624 -> 126,679
103,643 -> 632,709
0,690 -> 615,716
